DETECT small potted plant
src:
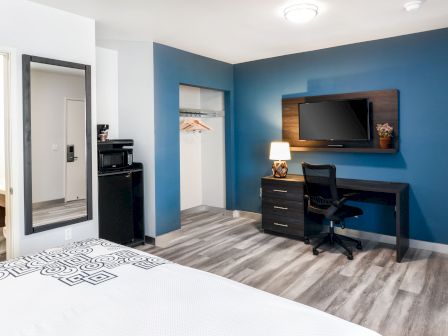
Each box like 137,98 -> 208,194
376,123 -> 394,149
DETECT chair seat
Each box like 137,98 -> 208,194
328,204 -> 363,222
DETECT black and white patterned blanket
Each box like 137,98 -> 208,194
0,238 -> 169,286
0,240 -> 381,336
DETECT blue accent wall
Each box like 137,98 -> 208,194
153,43 -> 234,235
234,29 -> 448,244
154,30 -> 448,244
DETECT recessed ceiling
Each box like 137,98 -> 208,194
30,0 -> 448,64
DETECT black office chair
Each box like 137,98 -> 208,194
301,162 -> 363,260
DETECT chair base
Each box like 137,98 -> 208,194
312,222 -> 362,260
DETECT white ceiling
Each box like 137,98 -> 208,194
30,0 -> 448,64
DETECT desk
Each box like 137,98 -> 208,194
261,175 -> 409,262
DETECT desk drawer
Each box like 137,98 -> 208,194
262,214 -> 304,236
262,180 -> 303,201
262,199 -> 303,218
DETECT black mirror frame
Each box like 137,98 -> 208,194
22,55 -> 93,235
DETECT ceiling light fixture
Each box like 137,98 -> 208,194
403,0 -> 425,11
284,3 -> 319,24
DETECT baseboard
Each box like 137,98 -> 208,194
32,198 -> 64,210
335,227 -> 448,254
237,211 -> 448,255
334,227 -> 396,245
181,205 -> 233,216
180,205 -> 209,215
147,207 -> 448,255
144,236 -> 155,245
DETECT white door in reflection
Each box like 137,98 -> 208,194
65,98 -> 86,202
30,62 -> 87,227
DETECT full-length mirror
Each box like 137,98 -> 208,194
23,55 -> 92,234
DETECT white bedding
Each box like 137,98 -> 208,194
0,239 -> 380,336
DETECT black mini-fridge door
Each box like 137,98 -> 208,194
98,172 -> 134,244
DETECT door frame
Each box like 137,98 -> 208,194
64,97 -> 86,203
178,84 -> 227,211
1,50 -> 13,259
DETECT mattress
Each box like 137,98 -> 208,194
0,239 -> 381,336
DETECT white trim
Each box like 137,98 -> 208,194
0,49 -> 13,259
408,239 -> 448,254
334,227 -> 396,244
238,211 -> 448,255
335,227 -> 448,254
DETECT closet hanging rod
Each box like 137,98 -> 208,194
179,108 -> 224,118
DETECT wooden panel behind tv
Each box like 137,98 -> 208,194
282,89 -> 399,153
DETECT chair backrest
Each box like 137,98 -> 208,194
301,162 -> 339,209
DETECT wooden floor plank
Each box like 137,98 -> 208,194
137,209 -> 446,336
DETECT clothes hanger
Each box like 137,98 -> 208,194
179,118 -> 212,132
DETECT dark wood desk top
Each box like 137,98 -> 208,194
262,175 -> 409,193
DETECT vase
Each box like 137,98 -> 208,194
379,137 -> 391,149
272,160 -> 288,178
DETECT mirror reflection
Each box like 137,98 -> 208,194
30,62 -> 87,228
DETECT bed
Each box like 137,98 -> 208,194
0,238 -> 380,336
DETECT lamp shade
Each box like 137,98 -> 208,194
269,142 -> 291,161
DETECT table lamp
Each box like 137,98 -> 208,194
269,142 -> 291,178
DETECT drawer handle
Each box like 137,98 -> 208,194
273,189 -> 288,193
273,206 -> 288,210
273,222 -> 288,227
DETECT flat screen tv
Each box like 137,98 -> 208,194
298,98 -> 371,141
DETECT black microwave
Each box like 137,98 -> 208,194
98,139 -> 134,172
99,148 -> 133,171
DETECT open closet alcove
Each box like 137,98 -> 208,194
179,84 -> 226,212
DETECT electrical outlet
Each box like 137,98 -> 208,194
65,228 -> 72,241
233,210 -> 240,218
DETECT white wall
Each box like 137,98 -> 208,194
179,85 -> 226,211
180,130 -> 203,210
31,69 -> 85,203
96,47 -> 119,139
180,85 -> 201,109
0,55 -> 5,191
96,39 -> 156,237
201,117 -> 226,208
0,0 -> 97,256
179,85 -> 203,210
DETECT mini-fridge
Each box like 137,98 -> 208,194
98,162 -> 144,246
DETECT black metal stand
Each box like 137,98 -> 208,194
312,221 -> 363,260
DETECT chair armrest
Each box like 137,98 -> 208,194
332,197 -> 348,207
324,197 -> 349,218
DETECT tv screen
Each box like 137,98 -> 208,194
299,99 -> 370,141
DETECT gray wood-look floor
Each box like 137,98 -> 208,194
138,209 -> 448,336
32,199 -> 87,227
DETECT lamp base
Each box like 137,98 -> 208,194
272,160 -> 288,178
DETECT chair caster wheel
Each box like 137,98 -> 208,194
356,243 -> 363,250
304,238 -> 310,245
312,248 -> 319,256
347,254 -> 353,260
